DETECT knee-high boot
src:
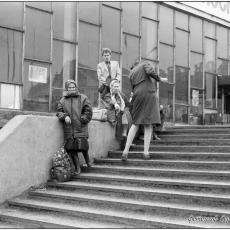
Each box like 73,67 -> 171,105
82,151 -> 93,167
71,152 -> 81,175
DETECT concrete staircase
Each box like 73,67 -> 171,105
1,125 -> 230,228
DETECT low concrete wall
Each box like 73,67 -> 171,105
0,115 -> 119,204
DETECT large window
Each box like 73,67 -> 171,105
159,44 -> 174,123
190,17 -> 203,53
159,5 -> 173,45
190,53 -> 203,88
0,28 -> 23,83
217,26 -> 228,59
205,73 -> 216,109
25,8 -> 51,61
176,11 -> 188,31
141,18 -> 157,60
142,2 -> 158,21
176,30 -> 189,67
79,2 -> 100,25
205,38 -> 216,73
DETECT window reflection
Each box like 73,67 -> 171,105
217,26 -> 228,59
78,22 -> 99,70
52,88 -> 64,112
142,2 -> 158,20
205,38 -> 216,73
190,89 -> 203,125
159,5 -> 173,45
0,28 -> 22,83
175,67 -> 188,104
78,68 -> 98,107
0,2 -> 23,29
159,44 -> 173,123
205,73 -> 216,109
123,2 -> 140,36
190,17 -> 202,52
52,40 -> 76,89
217,59 -> 228,75
141,19 -> 157,60
23,61 -> 50,112
175,104 -> 188,124
176,30 -> 188,67
25,8 -> 51,61
53,2 -> 77,42
190,53 -> 203,88
79,2 -> 100,25
102,6 -> 121,52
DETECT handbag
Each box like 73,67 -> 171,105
50,167 -> 72,182
92,108 -> 107,121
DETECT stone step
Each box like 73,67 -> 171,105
161,128 -> 230,135
47,181 -> 230,206
108,151 -> 230,161
128,145 -> 230,153
0,206 -> 127,228
156,134 -> 230,140
135,139 -> 230,146
69,173 -> 230,193
165,125 -> 230,130
81,166 -> 230,182
94,158 -> 230,170
6,196 -> 230,228
39,183 -> 230,209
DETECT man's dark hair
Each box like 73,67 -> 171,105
101,48 -> 111,56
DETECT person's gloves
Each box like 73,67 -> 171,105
65,116 -> 71,124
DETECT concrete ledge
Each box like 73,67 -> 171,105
0,115 -> 119,204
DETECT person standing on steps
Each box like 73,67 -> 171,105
97,48 -> 121,100
121,61 -> 169,161
56,80 -> 93,176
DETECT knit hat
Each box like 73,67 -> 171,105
65,80 -> 77,91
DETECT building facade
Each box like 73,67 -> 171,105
1,2 -> 230,125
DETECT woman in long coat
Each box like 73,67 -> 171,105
121,62 -> 168,160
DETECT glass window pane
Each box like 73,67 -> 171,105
0,2 -> 23,29
159,44 -> 174,123
0,84 -> 20,109
205,73 -> 216,109
123,2 -> 140,36
175,105 -> 188,124
217,26 -> 228,59
79,2 -> 100,25
102,2 -> 121,8
176,11 -> 188,31
122,34 -> 140,75
0,28 -> 22,83
217,59 -> 228,75
52,88 -> 64,112
175,67 -> 188,104
26,2 -> 51,11
23,61 -> 50,112
159,5 -> 173,45
78,22 -> 100,70
176,30 -> 188,67
141,19 -> 157,60
190,53 -> 203,88
190,89 -> 203,125
78,68 -> 98,106
205,38 -> 216,73
142,2 -> 157,20
190,17 -> 202,53
53,2 -> 77,41
25,8 -> 51,61
52,41 -> 76,89
204,21 -> 215,39
102,6 -> 120,52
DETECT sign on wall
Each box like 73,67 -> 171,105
182,2 -> 230,22
28,65 -> 47,83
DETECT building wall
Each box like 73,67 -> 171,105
0,2 -> 230,124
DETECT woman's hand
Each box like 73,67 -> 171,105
65,116 -> 71,124
160,77 -> 169,84
114,103 -> 120,111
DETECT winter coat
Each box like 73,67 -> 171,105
56,93 -> 92,139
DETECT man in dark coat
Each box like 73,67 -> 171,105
56,80 -> 93,175
121,61 -> 168,161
